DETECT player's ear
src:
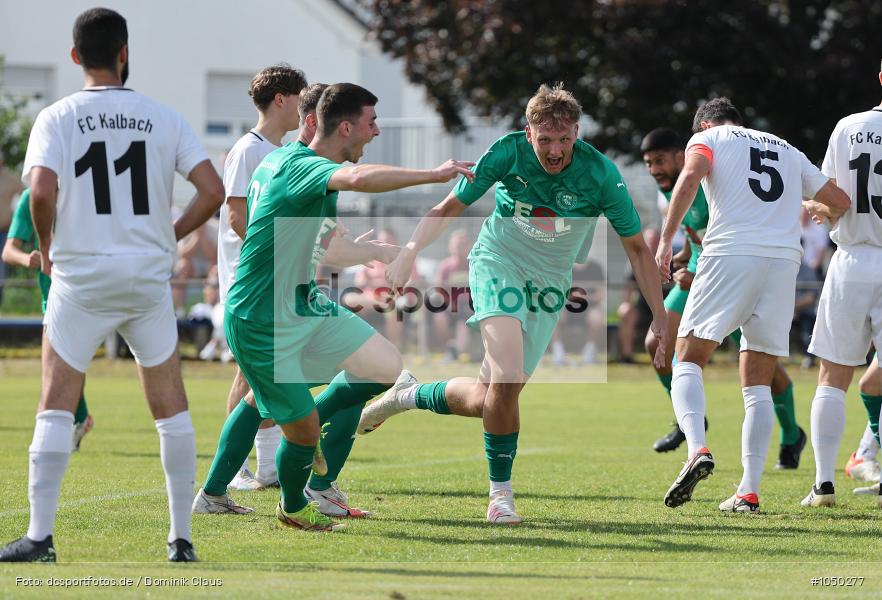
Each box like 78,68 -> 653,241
70,47 -> 81,66
305,113 -> 317,130
674,149 -> 685,169
118,44 -> 128,66
525,124 -> 532,143
339,120 -> 351,137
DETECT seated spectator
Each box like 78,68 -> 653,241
172,218 -> 218,316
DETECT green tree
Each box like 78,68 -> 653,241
0,56 -> 32,169
361,0 -> 882,159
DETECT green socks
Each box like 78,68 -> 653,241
860,393 -> 882,445
484,431 -> 519,482
309,403 -> 363,491
657,373 -> 672,398
415,382 -> 451,414
772,383 -> 800,445
74,393 -> 89,425
314,371 -> 390,424
277,438 -> 315,513
203,399 -> 263,496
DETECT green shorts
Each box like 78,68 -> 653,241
467,248 -> 566,376
664,283 -> 689,315
225,305 -> 375,424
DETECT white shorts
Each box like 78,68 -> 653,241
44,284 -> 178,373
679,254 -> 798,357
808,245 -> 882,366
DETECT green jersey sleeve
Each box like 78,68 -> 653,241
600,164 -> 641,238
287,155 -> 344,203
8,189 -> 34,245
452,136 -> 514,205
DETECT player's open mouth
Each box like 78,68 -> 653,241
546,156 -> 563,168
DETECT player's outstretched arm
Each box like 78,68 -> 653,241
322,229 -> 399,268
657,153 -> 709,281
328,159 -> 476,194
622,232 -> 668,369
28,166 -> 58,276
173,160 -> 225,241
385,190 -> 468,290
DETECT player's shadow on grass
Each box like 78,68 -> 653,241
362,487 -> 638,503
373,529 -> 721,554
109,450 -> 217,460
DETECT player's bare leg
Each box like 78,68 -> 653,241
802,359 -> 856,507
136,349 -> 198,561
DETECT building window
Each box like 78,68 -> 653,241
205,73 -> 255,138
0,65 -> 55,116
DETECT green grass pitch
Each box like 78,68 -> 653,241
0,359 -> 879,598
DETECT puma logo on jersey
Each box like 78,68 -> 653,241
617,182 -> 625,188
515,176 -> 529,187
496,452 -> 515,460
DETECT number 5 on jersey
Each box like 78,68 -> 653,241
75,141 -> 149,215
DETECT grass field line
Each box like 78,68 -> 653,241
0,447 -> 561,517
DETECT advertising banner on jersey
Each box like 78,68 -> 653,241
273,216 -> 610,384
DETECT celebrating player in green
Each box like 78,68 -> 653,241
359,84 -> 667,524
2,190 -> 93,450
641,128 -> 806,467
194,83 -> 476,531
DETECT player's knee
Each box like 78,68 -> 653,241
859,373 -> 882,396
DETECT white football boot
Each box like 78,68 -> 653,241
305,482 -> 371,518
486,491 -> 522,525
357,370 -> 418,434
191,488 -> 254,514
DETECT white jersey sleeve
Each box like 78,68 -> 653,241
22,107 -> 64,182
687,125 -> 827,263
821,108 -> 882,248
175,116 -> 209,178
217,131 -> 279,302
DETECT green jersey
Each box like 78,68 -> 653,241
7,189 -> 52,313
662,186 -> 708,272
226,142 -> 343,323
454,132 -> 641,276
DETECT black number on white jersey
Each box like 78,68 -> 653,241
848,152 -> 882,218
75,141 -> 150,215
748,147 -> 784,203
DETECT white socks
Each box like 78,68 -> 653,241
489,480 -> 513,497
811,386 -> 846,487
155,411 -> 196,544
671,362 -> 706,456
27,410 -> 74,542
254,425 -> 281,482
737,386 -> 774,497
856,423 -> 880,462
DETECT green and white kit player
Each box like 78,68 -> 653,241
640,128 -> 806,467
359,84 -> 668,524
2,189 -> 93,449
192,83 -> 475,531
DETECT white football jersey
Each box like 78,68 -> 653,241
821,107 -> 882,248
22,87 -> 208,303
687,125 -> 828,264
218,130 -> 279,302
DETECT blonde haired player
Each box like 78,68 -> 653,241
656,98 -> 849,513
360,83 -> 667,524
